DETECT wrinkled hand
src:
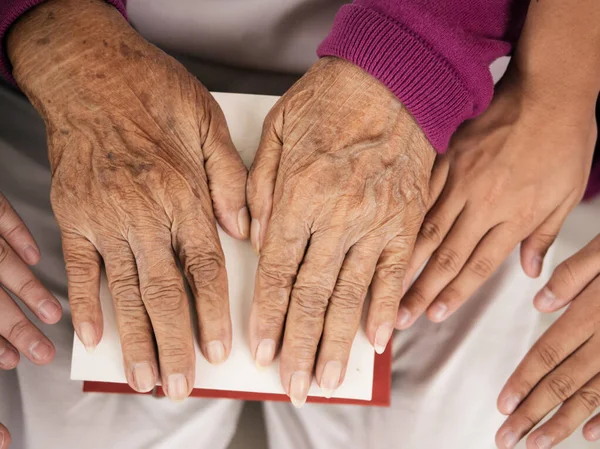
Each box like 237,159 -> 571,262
397,71 -> 596,329
8,0 -> 248,400
0,193 -> 62,449
246,57 -> 436,405
496,234 -> 600,449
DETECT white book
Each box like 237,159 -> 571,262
71,92 -> 380,403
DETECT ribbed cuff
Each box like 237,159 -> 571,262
0,0 -> 128,86
318,5 -> 475,153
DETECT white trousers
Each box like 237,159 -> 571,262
0,79 -> 595,449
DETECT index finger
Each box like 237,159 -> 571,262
497,288 -> 599,415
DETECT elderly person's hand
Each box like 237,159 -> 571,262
0,193 -> 62,449
396,69 -> 596,329
246,57 -> 437,405
7,0 -> 249,401
496,234 -> 600,449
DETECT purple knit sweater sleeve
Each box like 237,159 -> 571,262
0,0 -> 127,85
318,0 -> 528,152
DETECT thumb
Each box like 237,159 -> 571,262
520,204 -> 570,278
202,96 -> 250,240
246,107 -> 283,254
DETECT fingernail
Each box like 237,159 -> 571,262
251,218 -> 261,255
502,394 -> 521,414
206,340 -> 226,365
132,362 -> 155,392
0,346 -> 17,368
289,371 -> 310,408
30,341 -> 51,361
167,373 -> 188,402
321,361 -> 342,398
255,339 -> 276,370
537,287 -> 556,310
534,434 -> 553,449
501,430 -> 518,449
587,424 -> 600,440
78,322 -> 97,353
532,255 -> 543,276
396,308 -> 411,328
23,245 -> 40,265
429,303 -> 448,322
237,207 -> 250,238
374,322 -> 393,354
38,299 -> 61,322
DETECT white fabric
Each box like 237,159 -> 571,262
0,86 -> 244,449
127,0 -> 348,75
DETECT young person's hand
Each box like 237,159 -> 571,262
0,192 -> 63,449
396,71 -> 596,329
496,233 -> 600,448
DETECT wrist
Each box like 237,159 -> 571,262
498,61 -> 598,128
7,0 -> 132,98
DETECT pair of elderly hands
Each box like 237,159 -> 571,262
1,1 -> 598,448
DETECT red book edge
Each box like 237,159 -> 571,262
83,344 -> 392,407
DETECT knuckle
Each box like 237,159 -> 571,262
16,278 -> 39,298
256,306 -> 287,333
534,232 -> 557,251
0,241 -> 10,265
431,247 -> 461,274
2,223 -> 26,241
120,330 -> 153,353
292,285 -> 330,318
184,251 -> 224,286
286,334 -> 319,362
518,410 -> 540,430
6,319 -> 33,343
258,261 -> 295,290
109,272 -> 140,299
547,374 -> 576,401
535,341 -> 563,371
436,285 -> 462,306
376,262 -> 406,284
419,220 -> 443,243
65,259 -> 97,283
544,415 -> 572,439
322,331 -> 354,350
555,260 -> 578,289
578,387 -> 600,412
331,277 -> 366,309
466,256 -> 495,279
406,285 -> 430,308
157,341 -> 192,365
141,279 -> 186,315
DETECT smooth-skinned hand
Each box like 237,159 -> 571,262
396,68 -> 596,329
0,193 -> 62,449
496,233 -> 600,448
8,0 -> 249,401
246,57 -> 437,406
